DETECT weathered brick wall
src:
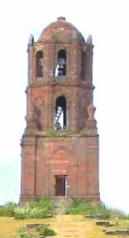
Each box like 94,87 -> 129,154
21,137 -> 36,200
21,135 -> 99,202
26,85 -> 92,131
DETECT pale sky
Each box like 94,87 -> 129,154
0,0 -> 129,213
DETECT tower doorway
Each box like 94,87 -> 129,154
55,175 -> 66,196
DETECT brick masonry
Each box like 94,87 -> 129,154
20,17 -> 100,203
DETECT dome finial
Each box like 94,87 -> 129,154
57,16 -> 66,22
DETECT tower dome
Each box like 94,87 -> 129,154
38,17 -> 85,44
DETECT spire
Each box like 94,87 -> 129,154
87,34 -> 92,45
28,34 -> 34,46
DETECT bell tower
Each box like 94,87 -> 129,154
20,17 -> 100,203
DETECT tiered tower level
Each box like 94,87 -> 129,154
20,17 -> 100,203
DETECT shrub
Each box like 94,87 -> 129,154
66,198 -> 128,219
28,198 -> 53,218
18,226 -> 34,238
29,207 -> 51,218
14,208 -> 28,220
19,232 -> 34,238
18,225 -> 56,238
14,198 -> 53,220
0,202 -> 17,217
18,227 -> 32,238
65,198 -> 111,218
29,197 -> 52,209
37,224 -> 56,236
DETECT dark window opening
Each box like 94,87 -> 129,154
36,51 -> 43,77
81,51 -> 86,80
55,96 -> 67,130
55,50 -> 66,77
55,175 -> 66,196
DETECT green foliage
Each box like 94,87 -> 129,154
65,198 -> 111,218
18,227 -> 33,238
47,128 -> 78,138
19,226 -> 35,238
66,198 -> 129,220
18,224 -> 56,238
37,224 -> 56,236
62,129 -> 78,137
0,202 -> 17,217
125,214 -> 129,219
20,235 -> 33,238
14,208 -> 29,220
14,198 -> 53,220
19,228 -> 34,238
47,129 -> 57,137
29,207 -> 52,219
29,197 -> 52,209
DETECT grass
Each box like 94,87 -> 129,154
0,216 -> 57,238
47,129 -> 57,137
36,224 -> 56,236
0,198 -> 127,221
0,202 -> 17,217
46,128 -> 78,137
1,215 -> 129,238
0,198 -> 53,220
1,199 -> 129,237
18,224 -> 56,237
14,198 -> 53,220
65,198 -> 126,219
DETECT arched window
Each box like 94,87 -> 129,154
55,96 -> 67,130
81,51 -> 86,80
55,50 -> 67,77
36,51 -> 43,77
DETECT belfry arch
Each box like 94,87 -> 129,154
36,51 -> 43,77
55,96 -> 67,130
55,49 -> 67,76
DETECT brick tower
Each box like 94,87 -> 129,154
20,17 -> 100,203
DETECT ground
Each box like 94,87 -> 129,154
0,215 -> 129,238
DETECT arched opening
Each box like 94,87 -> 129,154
36,51 -> 43,77
81,51 -> 86,80
55,50 -> 67,77
55,96 -> 67,130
